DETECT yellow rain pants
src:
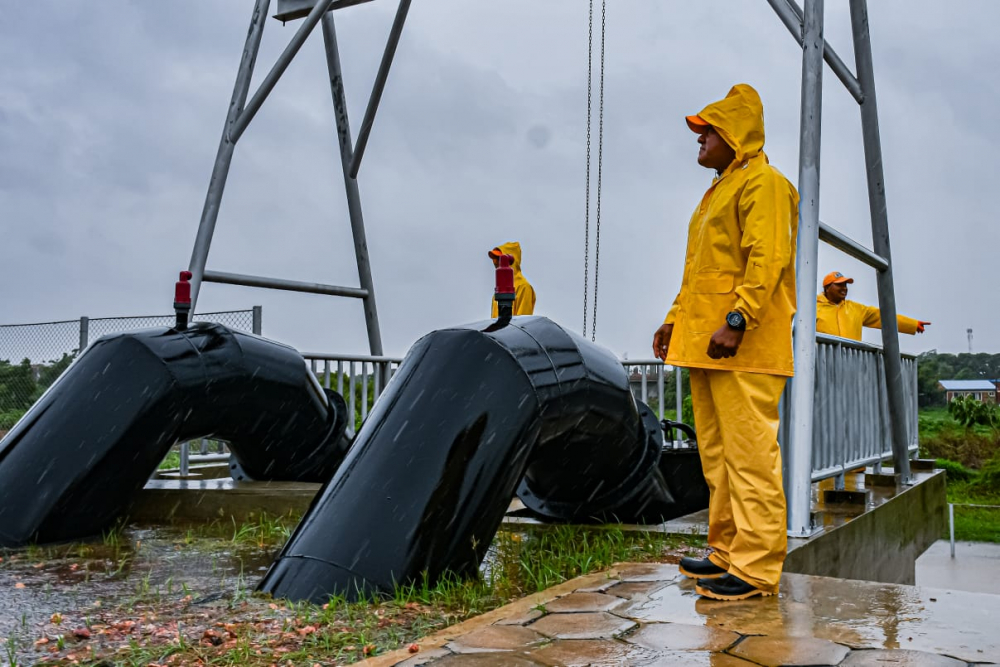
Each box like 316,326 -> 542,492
690,368 -> 788,593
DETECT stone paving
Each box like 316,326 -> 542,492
357,563 -> 1000,666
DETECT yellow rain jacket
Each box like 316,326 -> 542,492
664,84 -> 799,377
815,294 -> 920,341
490,241 -> 536,317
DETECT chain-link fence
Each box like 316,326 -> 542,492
0,309 -> 260,427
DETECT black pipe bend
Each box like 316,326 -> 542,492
259,316 -> 688,603
0,323 -> 350,547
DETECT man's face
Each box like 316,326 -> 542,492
825,281 -> 849,304
491,255 -> 499,268
697,126 -> 736,171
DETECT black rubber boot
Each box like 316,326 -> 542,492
679,557 -> 726,580
695,574 -> 775,601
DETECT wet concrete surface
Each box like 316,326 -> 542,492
916,540 -> 1000,596
360,562 -> 1000,666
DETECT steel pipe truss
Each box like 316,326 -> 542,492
186,0 -> 411,357
770,0 -> 913,536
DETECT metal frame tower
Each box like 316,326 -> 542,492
186,0 -> 411,357
769,0 -> 914,536
189,0 -> 913,537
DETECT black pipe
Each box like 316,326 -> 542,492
259,316 -> 684,603
0,323 -> 350,547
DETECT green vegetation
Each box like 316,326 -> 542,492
0,354 -> 75,414
6,519 -> 704,666
916,350 -> 1000,407
919,405 -> 1000,542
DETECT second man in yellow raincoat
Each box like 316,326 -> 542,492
816,271 -> 929,341
489,242 -> 536,317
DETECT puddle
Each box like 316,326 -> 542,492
0,525 -> 278,663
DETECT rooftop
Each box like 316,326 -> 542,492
938,379 -> 996,391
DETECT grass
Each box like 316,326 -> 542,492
157,450 -> 181,470
7,521 -> 704,666
936,454 -> 1000,543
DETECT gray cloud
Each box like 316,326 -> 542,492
1,1 -> 996,359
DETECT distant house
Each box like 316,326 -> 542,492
938,380 -> 997,404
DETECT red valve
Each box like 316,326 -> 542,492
494,254 -> 515,295
174,271 -> 193,305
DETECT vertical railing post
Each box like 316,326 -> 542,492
252,305 -> 263,335
787,0 -> 825,537
949,503 -> 955,558
321,13 -> 384,359
849,0 -> 911,484
187,0 -> 270,310
78,316 -> 90,353
179,440 -> 190,477
657,365 -> 665,421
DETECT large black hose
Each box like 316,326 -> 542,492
0,323 -> 350,547
259,316 -> 687,603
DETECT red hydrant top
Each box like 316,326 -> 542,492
174,271 -> 193,305
494,254 -> 515,295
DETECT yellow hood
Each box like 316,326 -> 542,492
489,241 -> 523,274
693,83 -> 765,163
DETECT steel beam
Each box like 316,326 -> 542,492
818,222 -> 888,271
349,0 -> 411,178
229,0 -> 339,145
188,0 -> 270,310
849,0 -> 911,483
273,0 -> 375,23
765,0 -> 863,103
322,13 -> 384,356
787,0 -> 825,537
203,270 -> 369,299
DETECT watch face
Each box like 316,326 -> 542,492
727,312 -> 744,328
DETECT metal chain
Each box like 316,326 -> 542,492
583,0 -> 594,337
591,0 -> 606,342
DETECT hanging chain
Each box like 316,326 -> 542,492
582,0 -> 594,337
591,0 -> 606,342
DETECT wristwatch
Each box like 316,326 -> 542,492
726,311 -> 747,331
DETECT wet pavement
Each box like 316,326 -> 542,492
359,562 -> 1000,666
917,540 -> 1000,596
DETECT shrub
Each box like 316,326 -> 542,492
920,430 -> 1000,470
0,408 -> 26,430
948,395 -> 1000,430
970,450 -> 1000,496
934,458 -> 977,483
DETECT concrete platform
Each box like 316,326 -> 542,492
127,478 -> 320,522
357,563 -> 1000,666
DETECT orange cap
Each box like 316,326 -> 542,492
487,248 -> 502,259
822,271 -> 854,287
686,115 -> 710,133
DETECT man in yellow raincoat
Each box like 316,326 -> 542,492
489,242 -> 536,317
817,271 -> 929,341
651,84 -> 798,601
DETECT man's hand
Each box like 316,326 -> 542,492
916,321 -> 931,334
652,323 -> 674,361
707,324 -> 744,359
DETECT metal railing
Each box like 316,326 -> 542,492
0,309 -> 260,417
779,334 -> 919,487
303,352 -> 404,437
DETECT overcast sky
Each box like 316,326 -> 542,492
2,1 -> 997,360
